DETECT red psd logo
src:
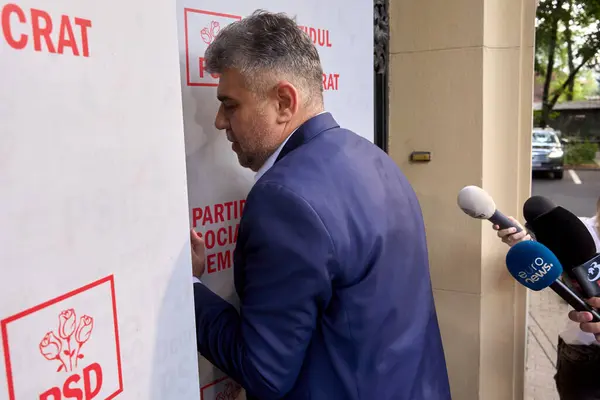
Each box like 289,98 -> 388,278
1,275 -> 123,399
183,9 -> 241,87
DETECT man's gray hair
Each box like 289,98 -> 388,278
204,10 -> 324,106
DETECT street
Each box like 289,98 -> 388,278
532,170 -> 600,217
526,169 -> 599,400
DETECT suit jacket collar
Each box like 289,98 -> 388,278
275,112 -> 339,163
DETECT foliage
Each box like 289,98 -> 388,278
564,140 -> 599,164
536,0 -> 600,126
534,60 -> 598,101
533,109 -> 560,126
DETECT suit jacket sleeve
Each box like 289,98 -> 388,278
194,182 -> 334,399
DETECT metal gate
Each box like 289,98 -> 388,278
374,0 -> 389,152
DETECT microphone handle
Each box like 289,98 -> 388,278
488,210 -> 523,233
550,279 -> 600,322
568,254 -> 600,298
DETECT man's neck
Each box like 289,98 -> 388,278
253,109 -> 325,179
282,107 -> 324,141
266,108 -> 324,160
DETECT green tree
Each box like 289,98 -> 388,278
536,0 -> 600,127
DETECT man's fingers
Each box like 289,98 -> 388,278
569,310 -> 593,323
191,251 -> 202,264
190,229 -> 204,246
580,322 -> 600,334
587,297 -> 600,308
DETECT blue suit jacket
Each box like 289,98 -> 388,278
194,113 -> 451,400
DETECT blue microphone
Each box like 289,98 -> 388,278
506,240 -> 600,322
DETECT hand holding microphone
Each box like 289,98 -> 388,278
569,297 -> 600,343
505,240 -> 600,322
522,195 -> 600,298
493,217 -> 531,247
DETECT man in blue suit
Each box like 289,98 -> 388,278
190,10 -> 451,400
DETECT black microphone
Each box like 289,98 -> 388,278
506,240 -> 600,321
457,186 -> 523,232
523,196 -> 600,297
523,195 -> 557,224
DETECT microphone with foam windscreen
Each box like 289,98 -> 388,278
522,196 -> 600,297
457,185 -> 522,232
506,240 -> 600,321
523,195 -> 557,225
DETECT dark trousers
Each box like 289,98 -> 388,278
555,338 -> 600,399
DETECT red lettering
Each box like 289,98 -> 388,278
217,250 -> 231,271
38,362 -> 102,400
323,73 -> 340,91
202,224 -> 239,249
1,6 -> 91,56
63,374 -> 83,399
206,249 -> 234,274
83,363 -> 102,399
31,8 -> 55,53
39,387 -> 61,400
297,25 -> 331,47
198,57 -> 219,79
207,253 -> 216,274
57,15 -> 78,56
192,200 -> 246,227
214,203 -> 225,223
203,206 -> 214,225
2,3 -> 27,49
217,227 -> 227,246
205,230 -> 215,249
74,18 -> 91,57
192,208 -> 202,228
224,201 -> 234,220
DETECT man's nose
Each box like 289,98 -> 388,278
215,105 -> 228,130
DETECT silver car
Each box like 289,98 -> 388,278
532,128 -> 565,180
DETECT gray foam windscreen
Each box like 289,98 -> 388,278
457,186 -> 496,219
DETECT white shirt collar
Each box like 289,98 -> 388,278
254,133 -> 292,182
254,111 -> 326,182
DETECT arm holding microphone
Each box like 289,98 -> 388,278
493,219 -> 600,343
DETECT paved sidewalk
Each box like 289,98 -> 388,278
525,290 -> 570,400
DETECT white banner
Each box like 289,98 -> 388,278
175,2 -> 373,399
0,1 -> 199,399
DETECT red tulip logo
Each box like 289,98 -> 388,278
200,20 -> 221,45
39,309 -> 94,372
39,332 -> 62,360
58,309 -> 76,339
211,21 -> 220,37
75,315 -> 93,344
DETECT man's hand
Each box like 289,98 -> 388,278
568,297 -> 600,343
493,216 -> 531,247
190,229 -> 206,279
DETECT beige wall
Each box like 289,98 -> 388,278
387,0 -> 536,398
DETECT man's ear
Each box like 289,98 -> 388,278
274,82 -> 299,124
